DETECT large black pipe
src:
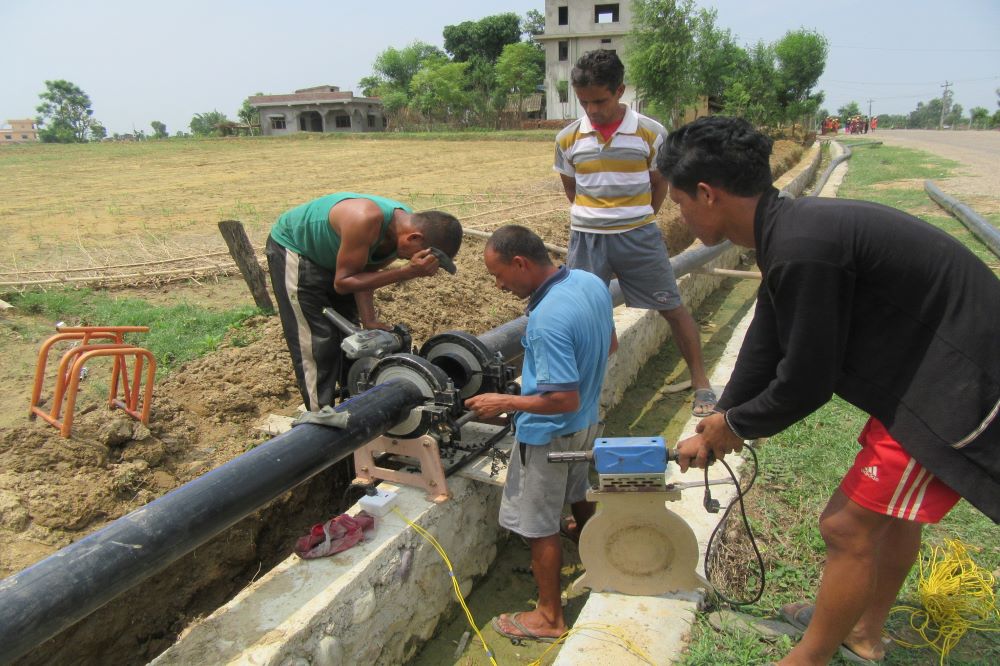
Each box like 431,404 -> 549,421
0,379 -> 425,665
0,238 -> 740,663
475,241 -> 732,367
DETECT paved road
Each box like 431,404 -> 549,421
863,129 -> 1000,208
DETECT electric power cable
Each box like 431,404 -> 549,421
702,442 -> 766,606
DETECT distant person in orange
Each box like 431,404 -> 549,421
871,116 -> 878,132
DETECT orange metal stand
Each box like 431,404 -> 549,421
29,325 -> 156,438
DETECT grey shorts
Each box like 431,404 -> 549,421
499,422 -> 604,538
567,223 -> 682,310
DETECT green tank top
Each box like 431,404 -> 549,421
270,193 -> 412,271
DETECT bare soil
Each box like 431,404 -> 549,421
0,136 -> 802,664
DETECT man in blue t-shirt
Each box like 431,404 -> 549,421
466,225 -> 617,643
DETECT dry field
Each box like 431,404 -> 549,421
0,133 -> 802,664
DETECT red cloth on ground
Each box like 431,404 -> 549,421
294,511 -> 376,559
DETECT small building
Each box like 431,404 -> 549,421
535,1 -> 640,120
1,119 -> 39,143
248,86 -> 386,136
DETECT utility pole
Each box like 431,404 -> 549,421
938,81 -> 952,130
867,98 -> 873,118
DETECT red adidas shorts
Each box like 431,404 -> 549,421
840,417 -> 960,524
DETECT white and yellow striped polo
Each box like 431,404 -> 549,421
554,106 -> 667,233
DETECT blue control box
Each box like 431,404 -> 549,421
592,437 -> 667,475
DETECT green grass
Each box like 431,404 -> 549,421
10,288 -> 258,373
677,142 -> 1000,665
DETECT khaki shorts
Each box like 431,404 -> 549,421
499,422 -> 603,538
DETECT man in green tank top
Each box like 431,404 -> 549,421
266,193 -> 462,411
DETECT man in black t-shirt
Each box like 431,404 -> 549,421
659,116 -> 999,665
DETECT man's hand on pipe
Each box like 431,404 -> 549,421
675,412 -> 744,472
464,393 -> 509,420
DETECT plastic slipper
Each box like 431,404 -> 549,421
692,388 -> 718,417
779,602 -> 884,664
491,612 -> 559,643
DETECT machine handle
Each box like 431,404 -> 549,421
322,307 -> 361,336
546,451 -> 594,463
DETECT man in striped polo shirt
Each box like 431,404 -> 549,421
554,49 -> 715,417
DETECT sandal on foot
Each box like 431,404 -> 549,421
491,612 -> 560,643
779,602 -> 885,664
692,388 -> 718,417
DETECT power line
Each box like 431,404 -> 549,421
824,75 -> 1000,87
831,44 -> 1000,53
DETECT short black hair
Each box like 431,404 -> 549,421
571,49 -> 624,91
657,116 -> 774,197
412,210 -> 462,258
486,225 -> 552,266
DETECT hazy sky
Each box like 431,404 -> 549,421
4,0 -> 998,135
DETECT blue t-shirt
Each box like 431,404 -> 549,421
516,267 -> 614,445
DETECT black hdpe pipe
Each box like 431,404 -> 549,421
0,239 -> 736,663
476,240 -> 732,367
0,379 -> 426,665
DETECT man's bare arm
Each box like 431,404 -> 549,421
650,169 -> 669,214
560,174 -> 577,205
333,203 -> 438,295
464,389 -> 580,420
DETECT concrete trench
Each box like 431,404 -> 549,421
154,145 -> 823,665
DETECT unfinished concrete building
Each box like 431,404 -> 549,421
535,0 -> 640,120
249,86 -> 386,136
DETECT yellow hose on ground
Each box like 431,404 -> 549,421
889,539 -> 999,665
392,506 -> 657,665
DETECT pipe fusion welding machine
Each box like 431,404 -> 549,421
550,436 -> 713,596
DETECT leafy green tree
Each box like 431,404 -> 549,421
838,100 -> 862,124
496,41 -> 545,116
365,41 -> 447,93
690,9 -> 743,102
361,42 -> 446,129
90,123 -> 107,141
944,102 -> 963,128
721,42 -> 779,126
522,9 -> 545,39
969,106 -> 990,129
443,13 -> 521,63
410,61 -> 472,128
151,120 -> 168,139
238,93 -> 262,134
908,99 -> 943,128
773,29 -> 828,124
628,0 -> 699,125
189,110 -> 230,136
36,79 -> 96,143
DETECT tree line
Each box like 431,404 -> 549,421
830,88 -> 1000,130
27,3 -> 997,141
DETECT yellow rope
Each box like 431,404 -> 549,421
392,506 -> 658,665
888,539 -> 1000,665
392,506 -> 499,666
527,622 -> 657,666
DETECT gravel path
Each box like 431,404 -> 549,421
863,129 -> 1000,211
